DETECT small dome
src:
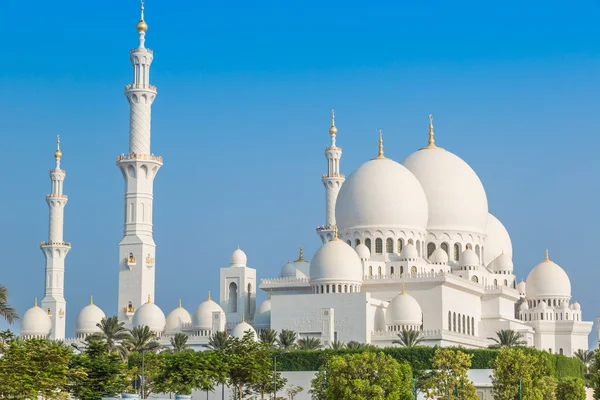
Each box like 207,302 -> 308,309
254,297 -> 271,328
571,302 -> 581,311
280,261 -> 297,278
193,293 -> 226,330
386,287 -> 423,326
293,246 -> 311,277
526,251 -> 571,299
75,297 -> 106,337
355,244 -> 371,260
132,297 -> 166,334
539,301 -> 548,310
520,301 -> 529,311
400,242 -> 419,261
309,239 -> 363,284
165,301 -> 192,335
231,318 -> 257,340
459,247 -> 479,267
230,246 -> 247,267
20,300 -> 52,338
492,253 -> 513,272
484,213 -> 513,262
429,248 -> 448,264
517,280 -> 526,296
561,301 -> 570,310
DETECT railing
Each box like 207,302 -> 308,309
40,241 -> 71,247
130,47 -> 153,54
145,257 -> 155,265
372,329 -> 442,338
321,173 -> 345,179
46,194 -> 68,199
125,84 -> 157,91
363,270 -> 447,281
260,277 -> 310,285
316,225 -> 335,232
116,153 -> 163,163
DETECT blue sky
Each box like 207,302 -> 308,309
0,0 -> 599,346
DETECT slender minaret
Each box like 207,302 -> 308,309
116,2 -> 162,324
40,136 -> 70,340
317,110 -> 345,244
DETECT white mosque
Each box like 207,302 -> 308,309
19,5 -> 593,356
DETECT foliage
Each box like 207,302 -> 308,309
487,329 -> 526,348
310,351 -> 413,400
330,339 -> 345,349
126,325 -> 161,352
574,349 -> 594,367
346,341 -> 377,350
392,328 -> 423,348
492,347 -> 558,400
297,337 -> 322,350
69,340 -> 129,400
556,377 -> 585,400
0,284 -> 18,324
209,330 -> 232,350
286,385 -> 304,400
0,329 -> 15,354
0,338 -> 80,400
278,329 -> 297,350
259,328 -> 278,348
127,351 -> 162,398
86,316 -> 131,360
165,332 -> 191,353
421,348 -> 478,400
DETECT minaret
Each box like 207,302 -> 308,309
40,136 -> 70,340
116,2 -> 162,324
317,110 -> 345,244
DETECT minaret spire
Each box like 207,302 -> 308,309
41,136 -> 70,340
117,4 -> 162,325
376,129 -> 386,159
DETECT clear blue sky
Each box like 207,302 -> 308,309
1,0 -> 599,347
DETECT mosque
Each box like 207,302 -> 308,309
18,4 -> 593,356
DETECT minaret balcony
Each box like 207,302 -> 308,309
116,153 -> 163,163
125,83 -> 157,92
40,241 -> 71,248
321,173 -> 345,179
145,257 -> 155,267
46,194 -> 68,199
124,302 -> 136,318
125,256 -> 137,269
130,47 -> 153,54
316,225 -> 335,232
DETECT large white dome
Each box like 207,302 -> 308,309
403,144 -> 488,234
75,297 -> 106,337
309,239 -> 363,284
231,318 -> 257,340
335,158 -> 428,232
165,301 -> 192,335
386,288 -> 423,327
526,252 -> 571,299
132,297 -> 166,334
484,213 -> 513,262
193,293 -> 226,330
20,300 -> 52,338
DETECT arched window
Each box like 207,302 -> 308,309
494,279 -> 498,286
427,243 -> 436,258
441,242 -> 449,256
344,285 -> 348,293
338,284 -> 342,293
467,316 -> 470,335
471,317 -> 474,335
355,239 -> 361,246
453,243 -> 461,262
559,348 -> 564,355
346,240 -> 351,246
458,314 -> 461,333
540,313 -> 544,320
321,285 -> 324,293
453,313 -> 457,332
416,240 -> 421,256
504,279 -> 508,286
247,283 -> 252,315
378,266 -> 382,276
400,266 -> 404,274
475,244 -> 480,258
566,313 -> 569,320
386,238 -> 393,253
398,239 -> 404,253
369,266 -> 373,276
365,238 -> 372,252
375,238 -> 383,254
390,266 -> 395,275
462,315 -> 466,334
411,266 -> 417,275
471,275 -> 479,283
326,285 -> 330,293
229,282 -> 238,313
448,311 -> 452,330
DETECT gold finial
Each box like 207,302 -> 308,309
269,289 -> 273,299
333,225 -> 339,240
401,283 -> 406,294
237,244 -> 240,250
545,249 -> 549,261
90,295 -> 94,305
295,246 -> 306,262
242,314 -> 245,323
376,130 -> 386,159
329,109 -> 338,135
34,297 -> 38,307
207,291 -> 211,301
147,294 -> 152,304
136,0 -> 148,33
422,114 -> 443,150
54,135 -> 62,159
178,298 -> 182,308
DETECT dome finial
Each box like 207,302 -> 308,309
90,295 -> 94,305
329,109 -> 338,135
207,291 -> 211,301
178,298 -> 182,308
295,246 -> 304,262
136,0 -> 148,33
333,225 -> 339,240
401,283 -> 406,294
545,249 -> 549,261
34,297 -> 38,307
269,289 -> 273,299
422,114 -> 443,150
54,135 -> 62,160
242,314 -> 245,323
147,294 -> 152,304
376,130 -> 386,159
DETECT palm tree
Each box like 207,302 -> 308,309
0,285 -> 18,324
392,328 -> 424,348
487,329 -> 526,348
331,339 -> 345,350
167,332 -> 191,353
87,316 -> 131,360
126,325 -> 161,352
574,349 -> 594,369
297,337 -> 321,350
346,341 -> 378,350
277,329 -> 297,350
208,331 -> 231,350
259,328 -> 277,348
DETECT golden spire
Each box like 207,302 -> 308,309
333,225 -> 339,240
54,135 -> 62,159
294,246 -> 306,262
269,289 -> 273,299
422,114 -> 443,150
242,314 -> 245,323
136,0 -> 148,33
329,109 -> 338,135
34,297 -> 38,307
401,283 -> 406,294
376,130 -> 386,159
545,249 -> 550,262
207,291 -> 211,301
90,295 -> 94,305
147,294 -> 152,304
178,298 -> 182,308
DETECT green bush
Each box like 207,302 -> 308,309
556,377 -> 586,400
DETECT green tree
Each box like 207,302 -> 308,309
392,328 -> 423,348
259,328 -> 278,348
286,385 -> 303,400
297,337 -> 322,350
488,329 -> 526,348
556,377 -> 586,400
330,339 -> 345,350
278,329 -> 297,350
574,349 -> 593,371
0,329 -> 15,354
126,325 -> 161,352
165,332 -> 191,353
346,341 -> 377,350
492,347 -> 557,400
310,351 -> 413,400
128,351 -> 162,399
421,348 -> 479,400
86,316 -> 131,360
208,330 -> 231,350
0,284 -> 18,324
70,340 -> 129,400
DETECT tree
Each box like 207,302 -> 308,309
86,316 -> 131,360
492,347 -> 557,400
278,329 -> 297,350
0,329 -> 15,354
392,328 -> 423,348
128,351 -> 162,399
346,341 -> 377,350
208,330 -> 231,350
421,348 -> 479,400
0,284 -> 18,324
166,332 -> 191,353
556,377 -> 586,400
259,328 -> 278,348
286,385 -> 303,400
310,351 -> 413,400
488,329 -> 526,348
126,325 -> 161,352
297,337 -> 321,350
574,349 -> 593,370
70,340 -> 129,400
330,339 -> 345,350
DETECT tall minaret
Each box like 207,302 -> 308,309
116,2 -> 162,324
317,110 -> 345,244
40,136 -> 70,340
